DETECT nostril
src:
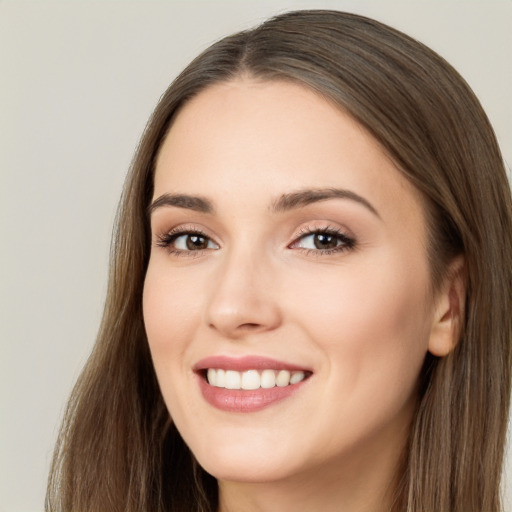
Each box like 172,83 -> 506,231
208,321 -> 262,332
239,323 -> 262,330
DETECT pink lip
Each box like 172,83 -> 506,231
196,375 -> 308,413
193,355 -> 312,413
194,355 -> 310,372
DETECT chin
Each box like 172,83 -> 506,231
198,455 -> 294,484
184,429 -> 303,484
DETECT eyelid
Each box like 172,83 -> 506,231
153,221 -> 356,257
154,223 -> 221,256
290,222 -> 353,241
154,222 -> 218,241
288,223 -> 356,254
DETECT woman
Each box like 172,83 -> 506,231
46,10 -> 512,512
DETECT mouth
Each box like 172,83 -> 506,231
194,356 -> 313,412
204,368 -> 310,389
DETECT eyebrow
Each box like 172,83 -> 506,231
149,193 -> 214,215
149,187 -> 379,218
271,188 -> 380,218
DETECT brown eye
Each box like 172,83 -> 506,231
186,234 -> 209,250
312,233 -> 338,250
157,230 -> 219,253
291,228 -> 355,254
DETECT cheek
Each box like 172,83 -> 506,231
284,253 -> 432,402
142,263 -> 200,375
142,263 -> 208,431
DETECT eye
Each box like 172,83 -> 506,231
290,227 -> 355,254
156,229 -> 219,255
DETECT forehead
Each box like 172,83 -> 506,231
154,78 -> 425,234
156,79 -> 372,178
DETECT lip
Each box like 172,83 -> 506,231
194,355 -> 312,413
194,355 -> 311,372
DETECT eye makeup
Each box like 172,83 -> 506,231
154,221 -> 356,259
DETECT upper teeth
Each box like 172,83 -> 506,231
206,369 -> 306,390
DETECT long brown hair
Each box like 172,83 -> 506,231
46,10 -> 512,512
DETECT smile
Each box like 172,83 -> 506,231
194,356 -> 312,412
206,368 -> 307,389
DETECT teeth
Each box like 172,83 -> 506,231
205,368 -> 307,389
241,370 -> 260,390
276,370 -> 291,387
207,368 -> 216,386
215,369 -> 225,387
225,370 -> 241,389
260,369 -> 276,388
290,371 -> 305,384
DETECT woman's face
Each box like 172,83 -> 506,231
144,79 -> 443,485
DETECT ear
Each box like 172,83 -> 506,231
428,256 -> 466,357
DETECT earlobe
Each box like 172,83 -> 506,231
428,256 -> 466,357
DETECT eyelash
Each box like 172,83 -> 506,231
290,225 -> 356,256
156,226 -> 214,258
155,225 -> 356,258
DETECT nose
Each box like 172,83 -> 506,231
204,248 -> 282,339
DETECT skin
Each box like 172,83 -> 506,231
143,78 -> 459,512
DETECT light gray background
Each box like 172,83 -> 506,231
1,1 -> 511,511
